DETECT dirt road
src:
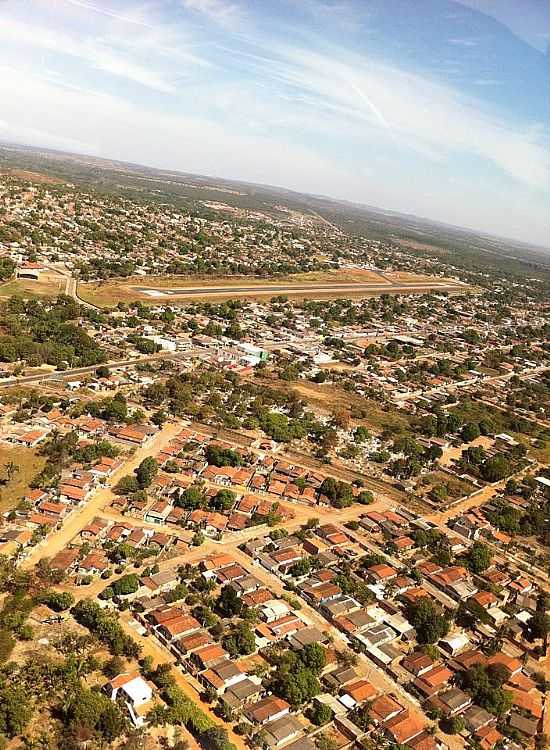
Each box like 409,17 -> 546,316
20,421 -> 183,569
118,611 -> 249,750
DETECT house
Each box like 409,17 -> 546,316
370,694 -> 403,724
104,672 -> 155,728
508,712 -> 539,738
200,659 -> 248,695
49,547 -> 80,573
402,652 -> 435,678
475,725 -> 503,750
428,687 -> 471,717
78,550 -> 110,576
145,500 -> 172,524
262,716 -> 303,748
413,665 -> 453,698
339,679 -> 377,708
383,710 -> 425,746
81,517 -> 109,542
367,563 -> 398,583
439,632 -> 470,656
287,626 -> 330,650
139,570 -> 180,596
158,615 -> 201,642
192,644 -> 228,671
245,696 -> 290,725
222,678 -> 263,710
174,632 -> 212,657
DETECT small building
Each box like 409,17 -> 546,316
104,672 -> 155,728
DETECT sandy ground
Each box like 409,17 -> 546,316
438,436 -> 494,468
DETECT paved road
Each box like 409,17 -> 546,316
0,352 -> 178,389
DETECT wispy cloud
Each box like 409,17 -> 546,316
448,38 -> 478,46
0,13 -> 209,93
62,0 -> 155,28
473,78 -> 500,86
181,0 -> 243,28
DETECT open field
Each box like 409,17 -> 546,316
0,275 -> 66,300
79,269 -> 467,307
0,168 -> 64,185
252,375 -> 412,435
0,445 -> 45,513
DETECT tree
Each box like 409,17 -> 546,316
354,426 -> 370,443
205,445 -> 242,468
310,703 -> 333,726
216,586 -> 243,618
530,611 -> 550,654
459,664 -> 513,717
407,600 -> 449,644
103,655 -> 125,678
110,574 -> 140,597
192,532 -> 205,547
222,623 -> 255,657
113,475 -> 140,496
300,643 -> 326,673
441,716 -> 465,734
37,590 -> 74,611
357,490 -> 374,505
461,423 -> 480,442
0,684 -> 32,737
135,457 -> 158,489
480,455 -> 511,483
63,684 -> 127,740
211,489 -> 236,512
271,666 -> 320,707
203,726 -> 232,750
464,542 -> 492,574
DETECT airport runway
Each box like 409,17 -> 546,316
135,281 -> 466,297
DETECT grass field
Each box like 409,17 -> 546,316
0,446 -> 46,513
78,268 -> 465,307
0,276 -> 66,300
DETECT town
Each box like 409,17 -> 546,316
0,159 -> 548,750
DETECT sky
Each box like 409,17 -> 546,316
1,0 -> 549,247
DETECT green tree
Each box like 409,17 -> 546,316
464,542 -> 492,574
310,703 -> 333,726
407,600 -> 449,644
135,457 -> 158,489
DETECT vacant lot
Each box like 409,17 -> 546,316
0,445 -> 45,513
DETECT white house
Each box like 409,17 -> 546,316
104,672 -> 154,727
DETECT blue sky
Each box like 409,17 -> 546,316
1,0 -> 549,246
